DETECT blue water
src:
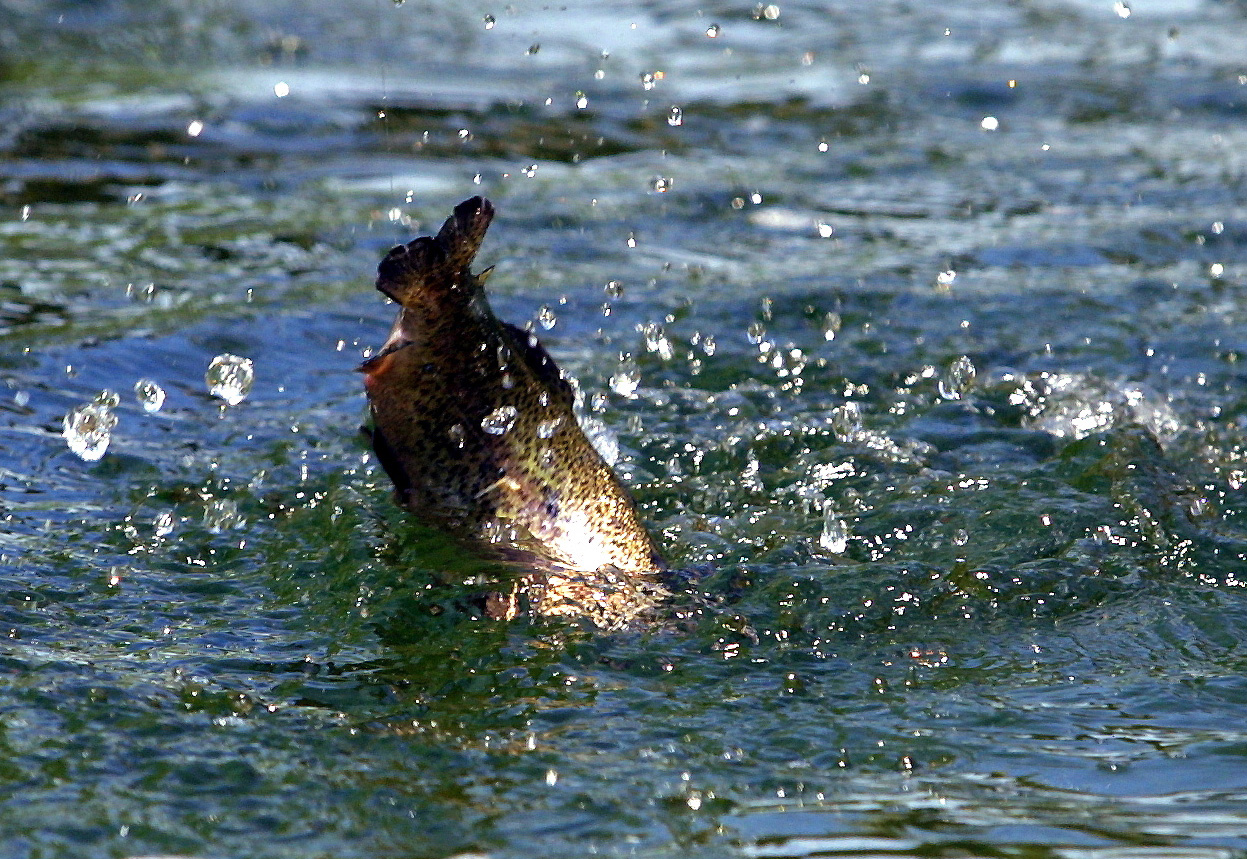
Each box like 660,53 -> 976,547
5,1 -> 1247,857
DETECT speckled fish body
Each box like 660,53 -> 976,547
360,197 -> 665,620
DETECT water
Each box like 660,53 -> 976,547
4,0 -> 1247,856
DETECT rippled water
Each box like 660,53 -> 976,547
6,1 -> 1247,856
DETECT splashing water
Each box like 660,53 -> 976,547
133,378 -> 166,413
203,498 -> 245,533
152,511 -> 176,537
939,355 -> 977,400
537,416 -> 563,439
610,356 -> 641,398
819,506 -> 850,554
62,391 -> 119,462
481,405 -> 518,435
205,354 -> 255,406
829,401 -> 864,442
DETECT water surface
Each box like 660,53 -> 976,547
5,1 -> 1247,857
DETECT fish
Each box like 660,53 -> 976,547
359,196 -> 667,626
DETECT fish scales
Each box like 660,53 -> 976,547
360,197 -> 665,623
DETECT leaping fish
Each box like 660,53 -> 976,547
359,197 -> 666,625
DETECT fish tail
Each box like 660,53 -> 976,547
376,196 -> 495,304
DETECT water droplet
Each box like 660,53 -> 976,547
134,378 -> 165,413
667,106 -> 683,126
448,423 -> 466,448
935,270 -> 956,290
501,372 -> 515,390
939,356 -> 977,400
526,43 -> 540,55
153,511 -> 176,537
706,23 -> 720,37
952,528 -> 969,547
829,401 -> 863,441
63,394 -> 119,461
580,415 -> 620,465
1113,0 -> 1130,18
980,115 -> 999,131
482,405 -> 518,435
610,356 -> 641,398
604,280 -> 624,299
204,498 -> 244,534
537,416 -> 563,439
652,176 -> 674,193
206,354 -> 254,406
483,13 -> 495,28
822,311 -> 842,341
820,507 -> 849,554
747,321 -> 766,345
642,322 -> 674,360
538,305 -> 557,330
816,222 -> 834,238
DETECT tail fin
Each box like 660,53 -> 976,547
376,196 -> 495,304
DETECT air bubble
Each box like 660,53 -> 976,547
538,305 -> 557,330
667,106 -> 683,126
206,354 -> 254,406
134,378 -> 165,413
483,13 -> 495,28
448,423 -> 466,448
482,405 -> 518,435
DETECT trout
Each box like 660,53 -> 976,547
360,196 -> 666,624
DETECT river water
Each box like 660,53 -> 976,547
5,0 -> 1247,856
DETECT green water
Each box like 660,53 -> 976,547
5,1 -> 1247,856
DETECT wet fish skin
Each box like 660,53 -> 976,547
360,197 -> 665,608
